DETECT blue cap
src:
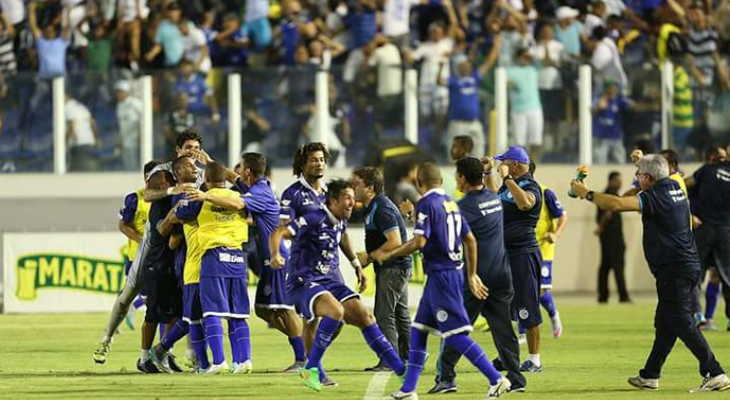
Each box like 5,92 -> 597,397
494,146 -> 530,164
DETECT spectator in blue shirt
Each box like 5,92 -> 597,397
278,0 -> 316,66
28,3 -> 70,111
174,59 -> 220,123
342,0 -> 378,85
144,2 -> 185,68
215,12 -> 250,67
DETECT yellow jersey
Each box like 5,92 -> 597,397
182,221 -> 204,284
535,185 -> 564,262
197,188 -> 249,252
121,188 -> 150,261
670,173 -> 688,197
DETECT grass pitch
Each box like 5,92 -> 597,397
0,299 -> 728,399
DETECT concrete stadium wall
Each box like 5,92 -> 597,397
1,164 -> 701,295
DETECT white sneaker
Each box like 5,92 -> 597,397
391,390 -> 418,400
487,377 -> 511,398
229,362 -> 239,373
689,374 -> 730,393
233,360 -> 253,374
205,361 -> 229,375
551,312 -> 563,339
518,334 -> 527,345
628,375 -> 659,390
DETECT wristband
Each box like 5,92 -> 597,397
166,187 -> 174,196
483,171 -> 493,176
503,175 -> 514,182
350,258 -> 362,269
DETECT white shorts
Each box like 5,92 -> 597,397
511,109 -> 544,147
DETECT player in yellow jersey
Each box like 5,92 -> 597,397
117,161 -> 159,330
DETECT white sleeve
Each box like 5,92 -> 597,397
591,44 -> 612,70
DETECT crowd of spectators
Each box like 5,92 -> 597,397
2,0 -> 730,171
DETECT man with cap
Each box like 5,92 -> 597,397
571,154 -> 730,393
115,80 -> 144,171
483,146 -> 544,373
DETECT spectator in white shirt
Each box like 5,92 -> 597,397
365,35 -> 403,138
532,24 -> 567,152
179,19 -> 211,75
382,0 -> 423,49
590,26 -> 627,94
66,94 -> 99,171
583,1 -> 606,38
115,80 -> 143,171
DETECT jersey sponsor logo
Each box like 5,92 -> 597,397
15,254 -> 126,300
436,308 -> 449,323
219,252 -> 245,263
717,168 -> 730,183
541,266 -> 550,278
417,212 -> 428,225
518,308 -> 529,320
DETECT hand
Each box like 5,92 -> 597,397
355,266 -> 367,293
545,232 -> 559,244
170,182 -> 196,195
570,179 -> 589,199
357,251 -> 370,267
372,249 -> 389,264
193,149 -> 214,165
399,199 -> 415,219
498,163 -> 510,179
630,149 -> 643,166
186,189 -> 208,202
481,156 -> 495,173
468,274 -> 489,300
692,215 -> 703,229
270,253 -> 285,269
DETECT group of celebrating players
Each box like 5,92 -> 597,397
90,127 -> 579,399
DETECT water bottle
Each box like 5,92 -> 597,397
568,165 -> 589,198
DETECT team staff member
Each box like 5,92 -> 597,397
596,171 -> 630,303
353,167 -> 412,371
571,155 -> 730,393
483,146 -> 544,373
430,157 -> 527,394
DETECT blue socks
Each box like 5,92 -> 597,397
401,328 -> 428,393
305,316 -> 342,370
518,322 -> 526,335
160,319 -> 189,351
540,291 -> 558,318
706,282 -> 720,319
228,321 -> 241,364
444,333 -> 502,385
204,316 -> 226,365
230,319 -> 251,363
289,336 -> 306,362
158,324 -> 166,340
132,296 -> 145,310
189,324 -> 210,370
362,323 -> 405,375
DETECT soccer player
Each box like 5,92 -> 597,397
188,153 -> 306,372
269,179 -> 406,392
190,162 -> 252,374
430,157 -> 526,394
148,156 -> 211,374
92,129 -> 207,364
529,160 -> 567,339
571,155 -> 730,393
137,169 -> 182,373
483,147 -> 544,373
118,161 -> 160,330
376,163 -> 511,399
353,166 -> 412,371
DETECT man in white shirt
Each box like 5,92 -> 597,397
410,22 -> 453,119
367,35 -> 403,138
383,0 -> 423,48
590,26 -> 627,93
179,20 -> 211,75
115,80 -> 143,171
65,95 -> 99,171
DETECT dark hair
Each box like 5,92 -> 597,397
242,152 -> 267,177
704,145 -> 723,161
148,170 -> 174,189
326,179 -> 354,205
292,142 -> 330,176
453,136 -> 474,153
353,166 -> 384,195
591,26 -> 607,40
633,139 -> 655,155
456,157 -> 484,186
608,171 -> 621,181
204,162 -> 227,183
660,149 -> 679,170
176,128 -> 203,149
172,155 -> 192,180
529,159 -> 536,175
144,160 -> 162,176
606,15 -> 622,24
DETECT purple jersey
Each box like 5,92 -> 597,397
280,178 -> 327,221
235,177 -> 289,263
286,207 -> 347,285
413,189 -> 471,274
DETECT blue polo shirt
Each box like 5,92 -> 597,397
155,20 -> 185,66
364,194 -> 411,271
458,188 -> 512,290
448,72 -> 481,121
497,173 -> 542,254
691,161 -> 730,227
638,178 -> 701,278
593,95 -> 631,140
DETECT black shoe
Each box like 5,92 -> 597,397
427,381 -> 457,394
364,363 -> 391,372
166,353 -> 184,372
508,385 -> 526,393
492,357 -> 505,372
137,358 -> 161,373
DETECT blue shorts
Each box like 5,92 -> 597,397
255,266 -> 295,311
289,277 -> 359,322
508,251 -> 543,329
413,269 -> 472,338
183,283 -> 204,324
241,18 -> 272,49
200,276 -> 250,319
540,260 -> 553,289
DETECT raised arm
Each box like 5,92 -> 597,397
28,1 -> 41,39
187,189 -> 246,210
571,180 -> 641,212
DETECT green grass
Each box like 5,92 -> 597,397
0,300 -> 728,399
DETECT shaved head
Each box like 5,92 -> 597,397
417,162 -> 443,187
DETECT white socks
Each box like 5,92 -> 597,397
529,353 -> 541,366
141,349 -> 150,362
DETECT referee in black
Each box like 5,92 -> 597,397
429,157 -> 526,393
571,154 -> 730,392
353,166 -> 412,371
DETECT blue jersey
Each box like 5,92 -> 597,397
593,95 -> 631,140
235,177 -> 289,263
413,189 -> 471,274
498,173 -> 542,254
692,161 -> 730,227
281,20 -> 300,66
345,9 -> 377,49
175,75 -> 211,114
280,178 -> 327,221
448,72 -> 481,121
286,207 -> 347,284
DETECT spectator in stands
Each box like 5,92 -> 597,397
179,18 -> 211,75
383,0 -> 423,49
342,0 -> 377,87
278,0 -> 316,66
532,24 -> 566,153
591,26 -> 627,93
392,161 -> 420,206
0,8 -> 16,74
490,0 -> 530,67
242,0 -> 272,53
583,1 -> 606,38
28,3 -> 70,110
554,6 -> 582,60
366,34 -> 403,138
144,2 -> 184,68
174,59 -> 219,123
669,44 -> 694,157
304,81 -> 349,167
507,48 -> 543,157
0,0 -> 24,63
164,91 -> 195,155
65,93 -> 99,171
215,12 -> 249,67
117,0 -> 149,66
241,93 -> 271,154
115,80 -> 142,171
